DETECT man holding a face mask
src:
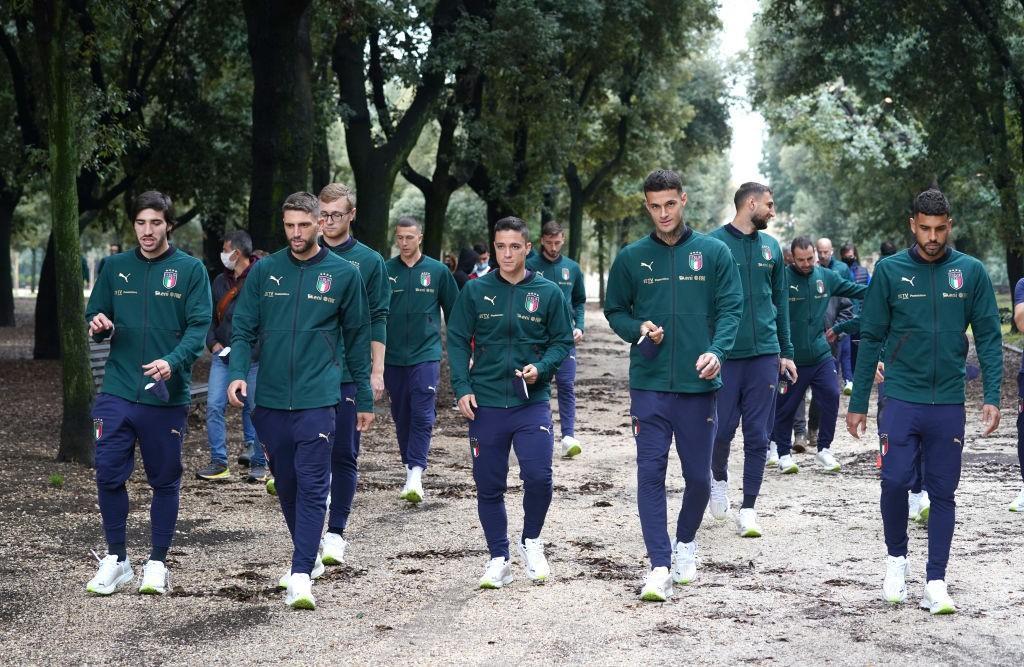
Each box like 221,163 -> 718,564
198,230 -> 267,483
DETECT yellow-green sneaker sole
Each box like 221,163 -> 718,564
289,597 -> 315,610
640,590 -> 668,602
266,478 -> 277,496
563,445 -> 582,458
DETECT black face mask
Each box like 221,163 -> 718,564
842,256 -> 855,264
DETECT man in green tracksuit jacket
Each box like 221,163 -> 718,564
316,182 -> 390,565
707,182 -> 796,538
228,191 -> 373,610
604,169 -> 743,602
770,236 -> 867,475
85,191 -> 211,598
448,216 -> 574,590
847,188 -> 1001,615
383,216 -> 459,504
525,220 -> 587,459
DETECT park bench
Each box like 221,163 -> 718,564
89,340 -> 209,403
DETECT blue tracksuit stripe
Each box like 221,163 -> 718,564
469,403 -> 554,559
712,354 -> 778,497
878,398 -> 965,581
384,361 -> 440,469
253,406 -> 334,575
93,393 -> 188,550
631,390 -> 717,568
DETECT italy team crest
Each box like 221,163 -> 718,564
816,279 -> 825,294
689,251 -> 703,271
162,269 -> 177,289
316,273 -> 332,293
470,437 -> 480,458
561,267 -> 570,281
420,271 -> 431,287
525,292 -> 540,313
879,433 -> 889,457
93,419 -> 103,440
761,245 -> 772,261
948,269 -> 963,290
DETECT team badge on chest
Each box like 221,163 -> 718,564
761,245 -> 772,261
420,271 -> 431,287
525,292 -> 540,313
316,273 -> 332,293
948,269 -> 963,290
689,251 -> 703,271
561,267 -> 570,281
162,269 -> 177,289
816,279 -> 825,294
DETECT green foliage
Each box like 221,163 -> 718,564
48,473 -> 64,488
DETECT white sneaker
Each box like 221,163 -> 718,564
671,539 -> 697,584
86,554 -> 134,595
843,380 -> 853,396
912,491 -> 931,524
478,557 -> 513,589
285,573 -> 315,610
778,454 -> 799,474
882,555 -> 909,604
920,579 -> 956,615
138,560 -> 169,595
640,566 -> 673,602
908,492 -> 922,522
1009,487 -> 1024,512
815,448 -> 841,472
321,533 -> 348,566
561,435 -> 582,458
400,466 -> 424,504
708,478 -> 730,520
278,554 -> 325,589
516,538 -> 550,583
766,441 -> 779,467
735,508 -> 763,538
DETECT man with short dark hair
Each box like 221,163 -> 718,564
771,236 -> 866,475
316,182 -> 390,566
847,188 -> 1002,615
448,216 -> 574,589
605,169 -> 742,601
526,220 -> 587,458
383,216 -> 459,503
228,191 -> 373,610
471,242 -> 491,278
198,230 -> 267,482
708,182 -> 795,538
85,191 -> 212,596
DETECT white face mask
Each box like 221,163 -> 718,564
220,250 -> 237,270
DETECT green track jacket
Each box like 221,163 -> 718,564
229,247 -> 373,412
383,254 -> 459,366
448,270 -> 574,407
786,264 -> 867,366
603,230 -> 743,393
708,224 -> 793,360
525,251 -> 587,331
86,247 -> 211,406
850,246 -> 1002,413
323,236 -> 390,382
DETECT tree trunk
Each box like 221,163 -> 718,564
311,123 -> 331,194
201,211 -> 227,275
35,0 -> 94,465
565,163 -> 585,262
597,218 -> 606,307
242,0 -> 314,253
422,188 -> 454,260
0,197 -> 17,326
33,236 -> 60,359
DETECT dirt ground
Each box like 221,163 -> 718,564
1,297 -> 1023,665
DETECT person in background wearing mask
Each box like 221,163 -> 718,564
838,242 -> 870,396
198,230 -> 267,482
470,242 -> 492,279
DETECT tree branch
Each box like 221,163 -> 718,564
138,0 -> 198,98
368,27 -> 395,139
0,25 -> 43,150
401,160 -> 432,193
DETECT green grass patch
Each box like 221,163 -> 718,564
48,474 -> 64,488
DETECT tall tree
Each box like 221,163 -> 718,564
242,0 -> 314,252
33,0 -> 93,464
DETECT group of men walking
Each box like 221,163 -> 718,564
83,172 -> 1016,616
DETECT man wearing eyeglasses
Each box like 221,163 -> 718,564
316,182 -> 390,567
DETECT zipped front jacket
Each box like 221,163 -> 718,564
229,247 -> 373,412
383,254 -> 459,366
86,247 -> 211,406
786,264 -> 867,366
525,251 -> 587,331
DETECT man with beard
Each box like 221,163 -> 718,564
605,169 -> 742,600
228,192 -> 373,609
847,188 -> 1002,615
708,183 -> 795,538
771,237 -> 866,474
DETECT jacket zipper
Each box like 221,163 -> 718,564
745,238 -> 757,354
929,264 -> 937,404
669,247 -> 677,389
138,262 -> 153,402
289,266 -> 305,409
404,264 -> 411,365
505,282 -> 515,407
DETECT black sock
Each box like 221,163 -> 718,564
108,543 -> 127,562
149,546 -> 168,562
712,472 -> 727,482
741,494 -> 756,509
328,527 -> 344,537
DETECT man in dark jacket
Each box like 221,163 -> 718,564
453,247 -> 478,290
198,230 -> 267,482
